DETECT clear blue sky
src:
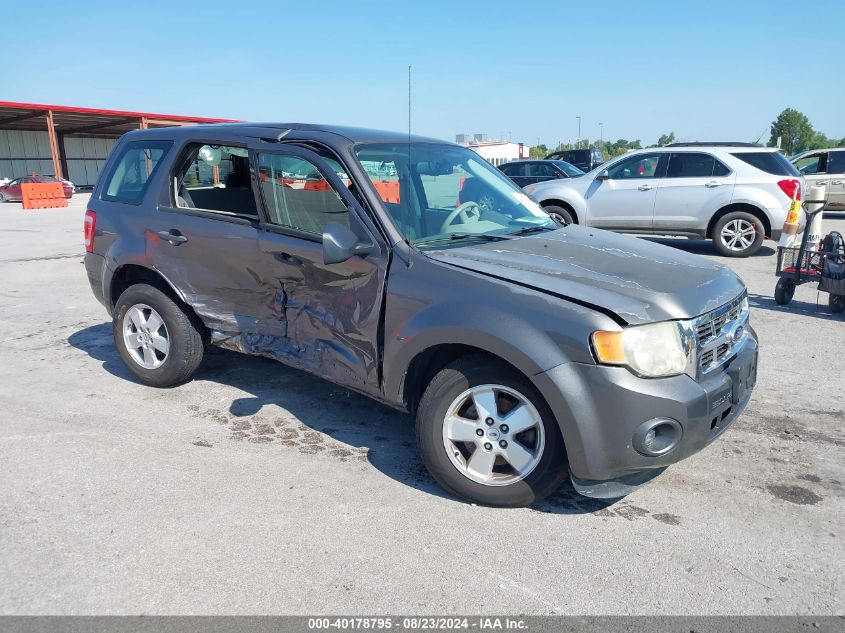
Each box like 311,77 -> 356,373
2,0 -> 843,147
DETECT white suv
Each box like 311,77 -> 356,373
524,143 -> 804,257
791,148 -> 845,211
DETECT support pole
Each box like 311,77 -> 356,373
45,110 -> 62,180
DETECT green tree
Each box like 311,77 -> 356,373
809,132 -> 831,150
528,144 -> 548,158
657,132 -> 676,146
769,108 -> 814,154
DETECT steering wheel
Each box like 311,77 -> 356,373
440,201 -> 481,234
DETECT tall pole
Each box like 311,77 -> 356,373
576,116 -> 581,148
599,122 -> 604,144
408,65 -> 411,141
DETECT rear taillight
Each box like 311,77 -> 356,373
777,179 -> 801,201
84,210 -> 96,253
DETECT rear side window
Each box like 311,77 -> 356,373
102,140 -> 172,204
174,143 -> 257,219
500,163 -> 524,177
731,151 -> 800,177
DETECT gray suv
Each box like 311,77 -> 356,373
83,123 -> 758,507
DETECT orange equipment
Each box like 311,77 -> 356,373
21,182 -> 68,209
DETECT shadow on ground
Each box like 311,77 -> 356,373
641,236 -> 776,258
748,292 -> 843,321
67,323 -> 614,515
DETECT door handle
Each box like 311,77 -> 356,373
157,230 -> 188,245
637,184 -> 653,191
831,180 -> 843,185
274,252 -> 303,265
705,181 -> 722,187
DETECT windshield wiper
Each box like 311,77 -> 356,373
508,224 -> 557,237
413,233 -> 511,247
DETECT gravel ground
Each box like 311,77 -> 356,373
0,194 -> 843,615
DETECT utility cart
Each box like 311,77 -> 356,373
775,203 -> 845,314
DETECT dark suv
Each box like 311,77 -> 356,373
84,123 -> 758,507
545,148 -> 605,172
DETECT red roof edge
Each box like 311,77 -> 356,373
0,100 -> 240,123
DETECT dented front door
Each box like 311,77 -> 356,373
248,145 -> 387,393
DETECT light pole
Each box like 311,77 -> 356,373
599,122 -> 603,145
576,116 -> 581,148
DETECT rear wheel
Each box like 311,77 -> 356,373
830,294 -> 845,314
544,204 -> 575,226
0,192 -> 7,203
113,283 -> 204,387
416,356 -> 568,507
775,278 -> 796,306
713,211 -> 765,257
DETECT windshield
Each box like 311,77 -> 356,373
354,143 -> 554,248
553,160 -> 585,177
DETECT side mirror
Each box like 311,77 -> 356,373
322,221 -> 373,265
596,169 -> 610,181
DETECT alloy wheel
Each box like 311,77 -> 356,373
720,219 -> 757,252
122,303 -> 170,369
441,384 -> 545,486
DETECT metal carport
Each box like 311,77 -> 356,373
0,101 -> 237,188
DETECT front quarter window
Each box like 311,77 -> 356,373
354,143 -> 553,247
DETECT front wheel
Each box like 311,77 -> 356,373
416,356 -> 568,507
113,283 -> 204,387
0,192 -> 7,203
775,278 -> 795,305
712,212 -> 765,257
830,294 -> 845,314
544,204 -> 574,227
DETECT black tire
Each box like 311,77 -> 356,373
113,283 -> 204,387
830,294 -> 845,314
774,278 -> 795,306
0,192 -> 7,203
416,355 -> 568,507
712,211 -> 765,257
544,204 -> 575,226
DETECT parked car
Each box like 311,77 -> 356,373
545,147 -> 605,172
525,143 -> 804,257
791,148 -> 845,210
45,174 -> 76,194
0,175 -> 74,201
84,123 -> 757,507
499,159 -> 584,188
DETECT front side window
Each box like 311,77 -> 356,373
553,161 -> 584,177
607,153 -> 663,179
793,153 -> 828,175
103,140 -> 172,204
527,163 -> 557,178
828,152 -> 845,175
174,144 -> 257,218
354,143 -> 553,247
256,153 -> 349,236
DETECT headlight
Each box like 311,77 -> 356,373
592,321 -> 689,378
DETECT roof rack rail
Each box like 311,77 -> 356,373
665,142 -> 762,147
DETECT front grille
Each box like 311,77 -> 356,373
696,302 -> 742,346
695,294 -> 747,372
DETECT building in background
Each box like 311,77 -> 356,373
0,102 -> 237,189
455,133 -> 526,167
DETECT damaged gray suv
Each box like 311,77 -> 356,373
84,123 -> 758,507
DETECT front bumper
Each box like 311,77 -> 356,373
532,327 -> 758,498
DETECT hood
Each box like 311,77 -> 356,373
425,226 -> 745,325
